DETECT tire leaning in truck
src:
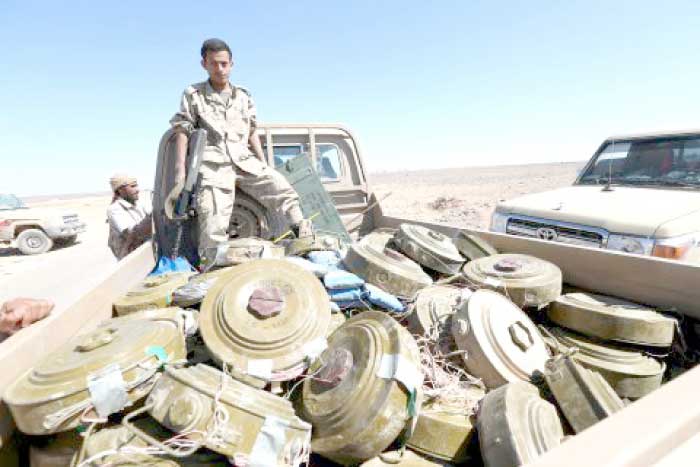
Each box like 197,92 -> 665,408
16,228 -> 54,255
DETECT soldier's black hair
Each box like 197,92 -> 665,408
200,38 -> 232,60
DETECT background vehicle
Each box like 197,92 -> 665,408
490,130 -> 700,262
2,126 -> 700,465
0,194 -> 86,255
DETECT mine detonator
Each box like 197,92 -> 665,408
173,128 -> 207,219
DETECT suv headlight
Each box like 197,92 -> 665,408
652,233 -> 698,260
490,212 -> 509,233
606,235 -> 654,255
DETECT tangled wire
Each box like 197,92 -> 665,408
413,301 -> 486,416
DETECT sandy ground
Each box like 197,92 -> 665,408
369,161 -> 582,229
0,162 -> 582,304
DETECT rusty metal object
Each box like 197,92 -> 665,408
462,254 -> 562,308
113,272 -> 193,316
548,292 -> 676,347
393,224 -> 465,275
5,319 -> 186,435
478,381 -> 564,467
544,355 -> 624,433
199,259 -> 331,387
301,311 -> 424,465
140,364 -> 311,464
344,230 -> 433,298
547,327 -> 666,399
452,290 -> 549,389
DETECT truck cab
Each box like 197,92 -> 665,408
0,194 -> 87,255
490,130 -> 700,262
230,123 -> 371,238
152,124 -> 371,265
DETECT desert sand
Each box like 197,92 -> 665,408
0,162 -> 581,305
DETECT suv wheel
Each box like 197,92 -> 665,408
229,192 -> 271,239
16,229 -> 54,255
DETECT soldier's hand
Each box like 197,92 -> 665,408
0,298 -> 54,335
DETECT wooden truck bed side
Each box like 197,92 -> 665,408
0,242 -> 155,448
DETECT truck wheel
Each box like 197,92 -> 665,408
229,192 -> 271,239
16,229 -> 54,255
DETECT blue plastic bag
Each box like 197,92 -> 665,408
365,284 -> 406,313
307,250 -> 344,268
150,256 -> 195,276
285,256 -> 329,278
328,287 -> 366,302
334,299 -> 370,310
324,270 -> 365,290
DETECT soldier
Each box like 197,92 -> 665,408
107,174 -> 152,259
170,38 -> 309,269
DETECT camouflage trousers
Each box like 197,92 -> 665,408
196,160 -> 303,266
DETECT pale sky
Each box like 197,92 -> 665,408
2,1 -> 700,195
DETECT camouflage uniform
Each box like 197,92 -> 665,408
170,81 -> 303,264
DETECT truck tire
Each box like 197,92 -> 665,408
229,191 -> 272,239
16,229 -> 54,255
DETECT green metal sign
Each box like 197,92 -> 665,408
276,154 -> 351,243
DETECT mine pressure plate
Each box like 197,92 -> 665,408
113,272 -> 192,316
199,259 -> 331,387
451,289 -> 549,389
478,381 -> 565,467
462,253 -> 562,308
548,292 -> 676,347
139,363 -> 311,463
393,224 -> 465,275
301,310 -> 424,466
547,327 -> 666,400
343,230 -> 433,298
5,319 -> 186,435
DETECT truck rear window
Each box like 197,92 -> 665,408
267,144 -> 343,181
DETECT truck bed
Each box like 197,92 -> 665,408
2,206 -> 700,465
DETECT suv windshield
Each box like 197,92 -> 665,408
0,194 -> 26,210
578,136 -> 700,188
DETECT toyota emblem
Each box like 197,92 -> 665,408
536,227 -> 557,241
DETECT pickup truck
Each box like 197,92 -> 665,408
490,130 -> 700,262
1,125 -> 700,466
0,194 -> 87,255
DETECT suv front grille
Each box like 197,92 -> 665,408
506,217 -> 606,248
